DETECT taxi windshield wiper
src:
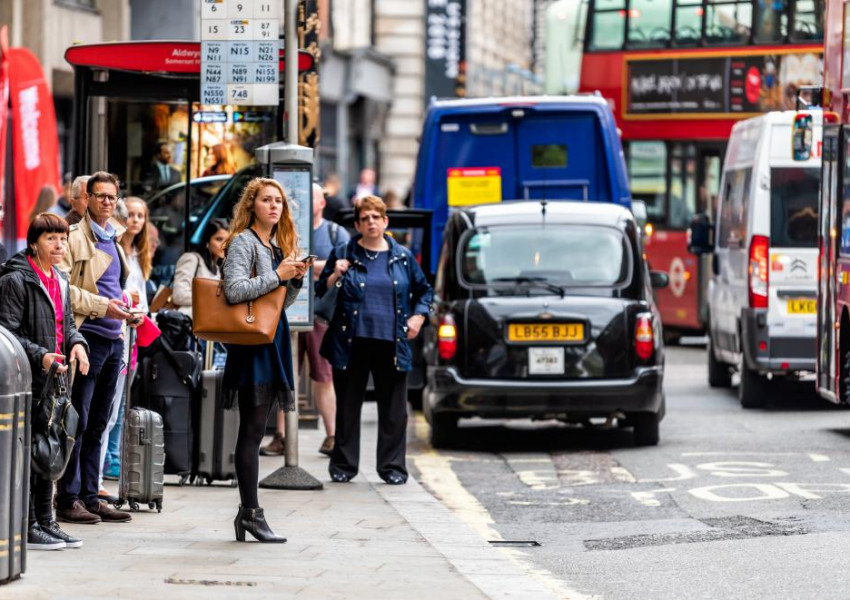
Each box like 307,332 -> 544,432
489,276 -> 565,298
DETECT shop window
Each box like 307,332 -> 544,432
755,0 -> 787,42
628,141 -> 667,223
589,0 -> 626,50
627,0 -> 673,46
705,0 -> 752,44
790,0 -> 824,40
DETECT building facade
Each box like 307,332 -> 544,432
0,0 -> 132,175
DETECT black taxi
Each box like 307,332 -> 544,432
422,201 -> 669,447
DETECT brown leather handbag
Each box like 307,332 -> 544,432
149,284 -> 177,313
192,251 -> 286,345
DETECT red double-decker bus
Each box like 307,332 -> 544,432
578,0 -> 823,341
815,0 -> 850,403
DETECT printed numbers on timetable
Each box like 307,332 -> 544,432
203,64 -> 224,84
254,63 -> 277,84
228,84 -> 252,104
227,41 -> 254,61
201,0 -> 225,18
202,41 -> 224,63
254,1 -> 280,18
227,0 -> 252,18
228,63 -> 253,84
256,41 -> 278,62
202,84 -> 226,105
229,18 -> 253,39
255,19 -> 276,39
202,19 -> 228,40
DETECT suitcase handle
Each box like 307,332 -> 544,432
138,427 -> 150,446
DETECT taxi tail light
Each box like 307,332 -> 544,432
749,235 -> 769,309
635,313 -> 654,361
437,315 -> 457,360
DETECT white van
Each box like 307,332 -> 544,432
689,111 -> 822,407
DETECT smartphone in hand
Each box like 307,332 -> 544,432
301,254 -> 319,264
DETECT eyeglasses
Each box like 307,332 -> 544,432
92,193 -> 120,204
359,214 -> 383,223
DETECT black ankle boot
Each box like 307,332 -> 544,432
233,506 -> 287,543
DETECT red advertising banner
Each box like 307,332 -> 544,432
8,44 -> 60,238
0,27 -> 9,232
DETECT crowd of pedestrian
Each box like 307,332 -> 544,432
0,164 -> 431,550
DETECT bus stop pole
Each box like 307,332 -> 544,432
259,0 -> 323,491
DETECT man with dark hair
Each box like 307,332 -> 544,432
143,142 -> 180,192
57,170 -> 135,524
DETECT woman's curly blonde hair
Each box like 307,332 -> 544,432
225,177 -> 298,257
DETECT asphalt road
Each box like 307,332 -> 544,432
409,342 -> 850,600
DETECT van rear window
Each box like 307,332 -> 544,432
770,167 -> 819,248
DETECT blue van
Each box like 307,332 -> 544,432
412,96 -> 632,271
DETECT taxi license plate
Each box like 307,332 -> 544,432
508,323 -> 584,343
787,298 -> 816,314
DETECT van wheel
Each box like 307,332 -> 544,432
632,413 -> 660,446
708,336 -> 732,388
430,413 -> 459,449
739,364 -> 768,408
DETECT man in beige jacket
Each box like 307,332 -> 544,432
57,171 -> 136,525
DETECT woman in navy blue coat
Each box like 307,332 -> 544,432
316,196 -> 433,484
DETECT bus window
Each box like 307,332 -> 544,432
590,0 -> 626,50
628,142 -> 667,223
755,0 -> 787,42
706,0 -> 752,44
674,0 -> 703,44
790,0 -> 824,40
627,0 -> 672,46
670,144 -> 697,229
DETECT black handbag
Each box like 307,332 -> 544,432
31,362 -> 79,481
314,278 -> 341,324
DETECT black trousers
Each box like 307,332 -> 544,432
29,471 -> 53,527
330,338 -> 408,480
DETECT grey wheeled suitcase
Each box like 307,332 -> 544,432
116,328 -> 165,512
194,344 -> 239,485
0,326 -> 31,585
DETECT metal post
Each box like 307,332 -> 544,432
258,1 -> 323,491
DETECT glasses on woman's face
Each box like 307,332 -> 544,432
359,213 -> 383,223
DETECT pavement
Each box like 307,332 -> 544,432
0,403 -> 566,600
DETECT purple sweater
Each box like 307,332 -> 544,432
79,237 -> 124,340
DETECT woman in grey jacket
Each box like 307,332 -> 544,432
221,177 -> 306,543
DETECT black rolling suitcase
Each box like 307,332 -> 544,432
135,338 -> 200,485
0,326 -> 31,585
117,328 -> 165,512
194,343 -> 239,485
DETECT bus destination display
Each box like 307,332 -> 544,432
200,0 -> 280,106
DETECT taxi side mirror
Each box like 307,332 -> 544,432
792,113 -> 813,161
687,212 -> 713,255
649,270 -> 669,289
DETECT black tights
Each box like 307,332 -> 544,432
235,397 -> 273,509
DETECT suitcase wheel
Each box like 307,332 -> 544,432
178,474 -> 190,487
129,501 -> 140,512
114,499 -> 125,509
155,500 -> 163,513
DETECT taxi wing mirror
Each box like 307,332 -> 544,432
792,113 -> 814,161
649,270 -> 669,289
687,213 -> 713,255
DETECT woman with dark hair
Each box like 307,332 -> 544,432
171,218 -> 230,318
0,213 -> 89,550
29,185 -> 58,223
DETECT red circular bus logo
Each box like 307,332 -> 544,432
745,67 -> 761,104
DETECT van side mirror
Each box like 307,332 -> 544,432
687,213 -> 713,255
792,113 -> 813,161
649,270 -> 669,289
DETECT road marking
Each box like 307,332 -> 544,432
809,454 -> 831,462
507,499 -> 591,507
630,488 -> 676,507
556,469 -> 601,486
775,483 -> 850,499
689,484 -> 791,502
695,461 -> 789,478
610,466 -> 637,483
682,452 -> 800,456
639,464 -> 698,482
503,453 -> 561,491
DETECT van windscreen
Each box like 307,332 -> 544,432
770,167 -> 819,248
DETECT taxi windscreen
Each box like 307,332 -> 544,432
460,226 -> 630,288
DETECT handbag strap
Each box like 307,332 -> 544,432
43,360 -> 67,397
158,336 -> 199,388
